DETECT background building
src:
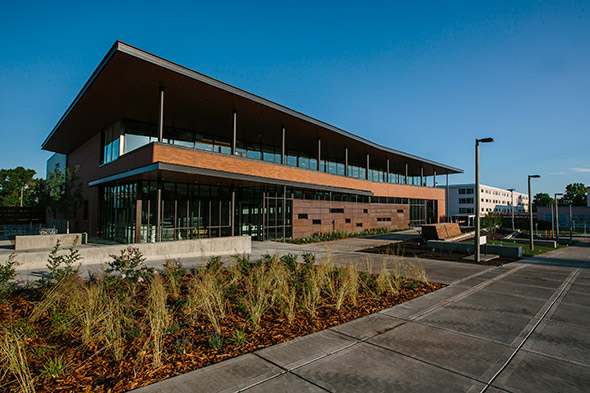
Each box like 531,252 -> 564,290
42,42 -> 462,243
445,184 -> 528,225
536,206 -> 590,232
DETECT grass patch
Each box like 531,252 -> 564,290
487,240 -> 569,257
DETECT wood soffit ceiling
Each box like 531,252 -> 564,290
42,41 -> 462,176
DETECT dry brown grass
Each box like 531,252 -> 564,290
147,274 -> 170,368
243,265 -> 274,330
186,271 -> 226,334
0,327 -> 35,393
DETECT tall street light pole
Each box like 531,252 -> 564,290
508,188 -> 515,231
475,137 -> 494,263
555,192 -> 563,242
528,175 -> 540,251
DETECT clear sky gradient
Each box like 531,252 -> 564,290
1,1 -> 588,196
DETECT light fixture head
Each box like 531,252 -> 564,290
528,174 -> 541,179
477,137 -> 494,144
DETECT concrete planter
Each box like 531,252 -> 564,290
14,233 -> 86,250
13,236 -> 251,270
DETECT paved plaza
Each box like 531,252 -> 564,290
129,236 -> 590,393
6,231 -> 590,392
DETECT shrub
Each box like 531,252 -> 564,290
106,246 -> 153,282
205,256 -> 223,272
42,241 -> 81,286
0,253 -> 18,296
280,253 -> 298,272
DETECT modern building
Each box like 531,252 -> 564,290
42,41 -> 462,243
445,184 -> 528,225
536,206 -> 590,232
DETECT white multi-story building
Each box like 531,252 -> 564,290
444,184 -> 529,225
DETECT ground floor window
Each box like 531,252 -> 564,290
99,181 -> 438,242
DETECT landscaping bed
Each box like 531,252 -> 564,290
360,237 -> 517,265
0,248 -> 441,393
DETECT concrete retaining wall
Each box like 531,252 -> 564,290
13,236 -> 251,270
14,233 -> 87,250
426,240 -> 522,258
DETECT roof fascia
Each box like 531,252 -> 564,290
41,41 -> 124,150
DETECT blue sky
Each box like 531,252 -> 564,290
1,1 -> 588,196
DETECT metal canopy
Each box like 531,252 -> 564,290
42,41 -> 462,177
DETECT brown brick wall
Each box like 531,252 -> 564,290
67,140 -> 447,237
292,199 -> 409,238
67,133 -> 101,236
152,143 -> 446,221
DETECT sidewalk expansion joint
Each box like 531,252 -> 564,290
409,264 -> 528,322
479,261 -> 588,393
245,354 -> 331,392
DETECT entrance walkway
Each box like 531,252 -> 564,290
132,241 -> 590,392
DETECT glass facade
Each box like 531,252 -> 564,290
101,122 -> 121,164
100,179 -> 439,243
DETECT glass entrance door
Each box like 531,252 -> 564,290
239,203 -> 261,240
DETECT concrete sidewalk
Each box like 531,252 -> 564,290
132,241 -> 590,393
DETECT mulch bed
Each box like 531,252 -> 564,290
0,280 -> 442,392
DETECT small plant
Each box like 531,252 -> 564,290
235,255 -> 253,276
208,334 -> 224,349
280,253 -> 298,272
106,246 -> 153,282
0,253 -> 19,296
302,253 -> 316,267
173,336 -> 191,354
30,345 -> 54,360
231,329 -> 247,346
39,355 -> 66,379
206,256 -> 223,272
43,241 -> 81,285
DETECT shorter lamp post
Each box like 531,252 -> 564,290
570,204 -> 573,242
528,175 -> 540,251
475,137 -> 494,262
555,193 -> 563,242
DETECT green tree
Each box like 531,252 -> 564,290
0,167 -> 38,207
482,212 -> 502,230
37,164 -> 83,223
559,183 -> 587,206
532,193 -> 554,211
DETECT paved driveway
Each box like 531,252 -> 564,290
133,241 -> 590,393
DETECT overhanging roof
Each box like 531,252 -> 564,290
42,41 -> 462,176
